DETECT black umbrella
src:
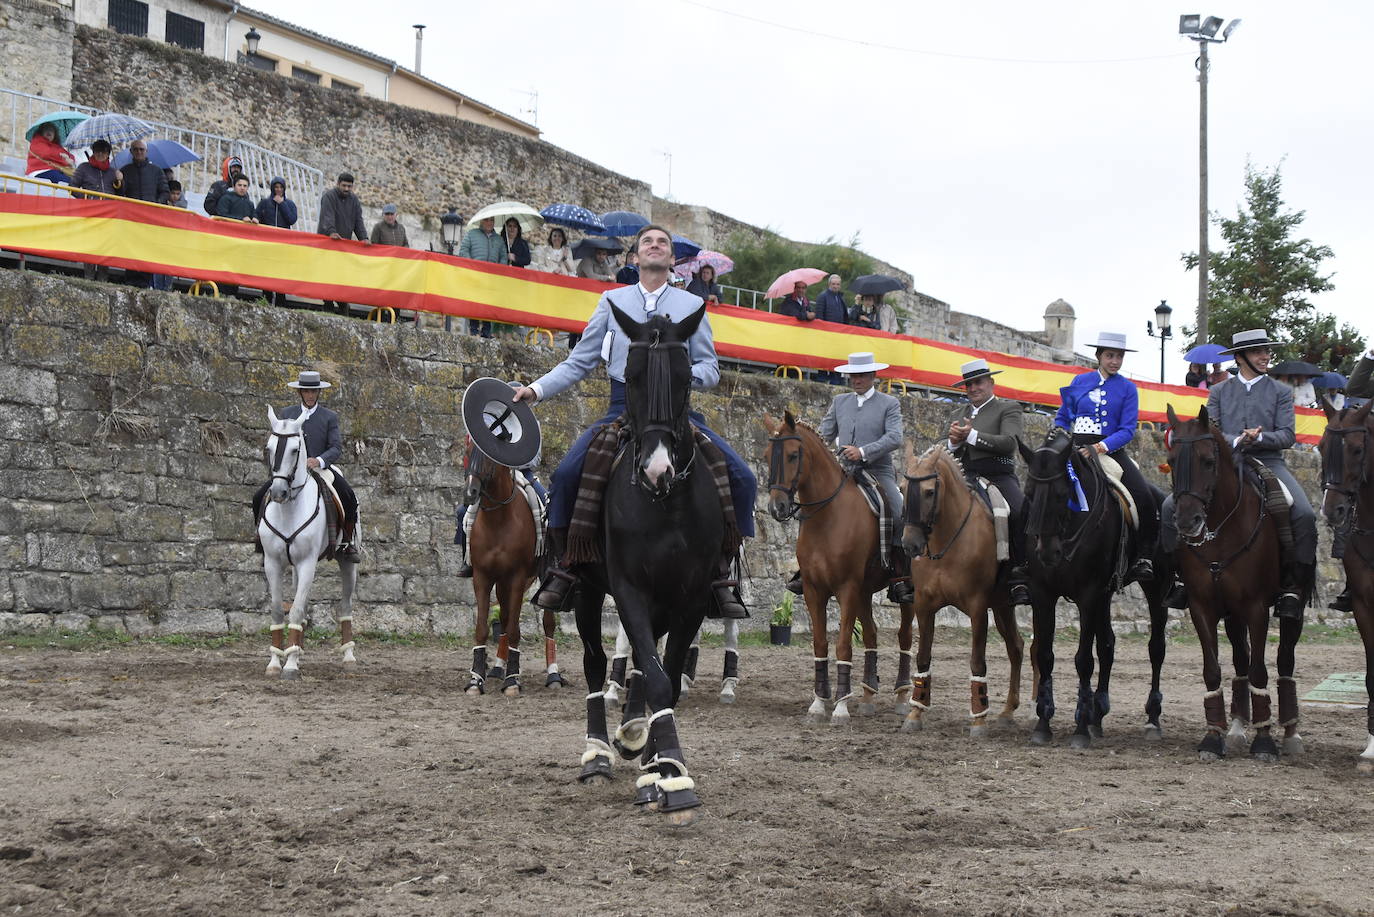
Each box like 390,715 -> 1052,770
571,238 -> 622,261
1270,360 -> 1323,378
848,274 -> 906,296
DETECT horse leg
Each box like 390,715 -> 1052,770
336,558 -> 357,667
718,617 -> 740,705
1223,611 -> 1251,752
1353,589 -> 1374,773
830,588 -> 862,726
466,573 -> 491,696
1191,605 -> 1227,761
968,606 -> 992,737
498,577 -> 523,697
903,602 -> 936,732
263,552 -> 287,676
542,608 -> 566,688
1091,597 -> 1115,739
804,583 -> 833,724
605,622 -> 630,708
894,600 -> 914,715
990,599 -> 1024,724
856,606 -> 880,717
680,626 -> 701,697
614,658 -> 649,761
574,585 -> 613,784
281,557 -> 316,681
1275,613 -> 1304,756
1029,587 -> 1057,746
1246,607 -> 1280,762
1069,602 -> 1097,750
1143,589 -> 1168,740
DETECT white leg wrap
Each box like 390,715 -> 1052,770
615,717 -> 648,752
581,738 -> 614,764
914,669 -> 931,679
646,707 -> 675,727
284,644 -> 302,658
270,646 -> 289,660
586,691 -> 605,700
1203,687 -> 1223,699
636,772 -> 659,789
1360,734 -> 1374,761
970,675 -> 988,683
657,775 -> 695,793
288,623 -> 304,632
547,662 -> 559,674
337,616 -> 352,624
339,641 -> 355,652
898,649 -> 913,657
813,657 -> 830,664
653,756 -> 689,778
269,624 -> 285,632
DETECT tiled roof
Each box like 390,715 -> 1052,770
240,6 -> 399,68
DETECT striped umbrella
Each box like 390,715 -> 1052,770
540,203 -> 605,233
63,113 -> 156,148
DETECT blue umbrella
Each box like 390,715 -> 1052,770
113,138 -> 200,171
63,112 -> 156,148
1183,342 -> 1228,364
25,110 -> 90,145
672,235 -> 702,260
540,203 -> 605,233
1316,372 -> 1347,390
595,210 -> 650,237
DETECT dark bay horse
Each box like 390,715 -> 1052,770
461,446 -> 562,697
900,444 -> 1023,734
572,304 -> 721,827
1018,429 -> 1173,748
1165,404 -> 1304,762
1318,396 -> 1374,772
765,411 -> 914,725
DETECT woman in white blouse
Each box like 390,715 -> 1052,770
534,227 -> 576,275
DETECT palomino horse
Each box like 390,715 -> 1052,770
604,618 -> 742,706
900,444 -> 1023,734
461,446 -> 562,697
765,411 -> 914,725
1018,429 -> 1174,748
1165,405 -> 1305,762
1318,396 -> 1374,772
571,304 -> 724,826
259,407 -> 358,679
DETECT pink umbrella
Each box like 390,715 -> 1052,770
673,251 -> 734,279
766,268 -> 827,299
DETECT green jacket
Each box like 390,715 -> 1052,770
458,228 -> 507,264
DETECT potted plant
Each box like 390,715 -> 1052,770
770,592 -> 793,646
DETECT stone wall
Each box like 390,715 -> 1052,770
0,0 -> 75,112
0,272 -> 1348,636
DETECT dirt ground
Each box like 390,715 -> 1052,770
1,628 -> 1371,917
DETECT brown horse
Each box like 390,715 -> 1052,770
1165,404 -> 1305,762
1318,396 -> 1374,772
900,444 -> 1023,734
462,447 -> 561,696
765,411 -> 914,725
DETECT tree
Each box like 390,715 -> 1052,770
723,229 -> 878,304
1182,162 -> 1361,371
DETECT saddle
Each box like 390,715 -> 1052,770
312,468 -> 344,559
849,469 -> 893,569
1096,454 -> 1138,530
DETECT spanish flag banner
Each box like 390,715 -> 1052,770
0,193 -> 1323,441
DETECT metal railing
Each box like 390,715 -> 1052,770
0,87 -> 324,228
718,283 -> 771,311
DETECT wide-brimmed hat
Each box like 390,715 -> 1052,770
1220,328 -> 1280,354
833,352 -> 889,374
953,358 -> 1002,386
461,378 -> 541,468
1088,332 -> 1136,353
286,370 -> 332,389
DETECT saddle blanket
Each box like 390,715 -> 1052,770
515,470 -> 548,560
1096,455 -> 1138,530
974,477 -> 1011,563
851,470 -> 892,570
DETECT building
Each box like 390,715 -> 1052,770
69,0 -> 539,138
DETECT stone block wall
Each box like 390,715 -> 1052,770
0,272 -> 1348,636
0,0 -> 75,112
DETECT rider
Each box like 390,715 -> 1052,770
1053,332 -> 1158,584
1161,328 -> 1316,620
252,370 -> 359,559
946,358 -> 1032,606
513,224 -> 755,618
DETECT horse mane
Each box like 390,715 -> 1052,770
916,442 -> 966,480
789,420 -> 843,472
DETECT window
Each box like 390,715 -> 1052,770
244,53 -> 277,72
165,12 -> 204,51
331,81 -> 360,93
108,0 -> 149,37
291,66 -> 321,84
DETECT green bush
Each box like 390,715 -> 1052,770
722,230 -> 878,304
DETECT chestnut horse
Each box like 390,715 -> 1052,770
765,411 -> 914,725
462,447 -> 561,696
1165,404 -> 1305,762
1318,396 -> 1374,772
900,444 -> 1023,734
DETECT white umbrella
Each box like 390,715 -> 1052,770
467,201 -> 544,234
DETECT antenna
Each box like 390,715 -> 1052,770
513,88 -> 539,126
653,148 -> 673,197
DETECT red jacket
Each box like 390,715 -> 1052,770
27,134 -> 74,175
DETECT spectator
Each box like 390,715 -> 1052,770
615,250 -> 639,285
204,156 -> 244,216
70,139 -> 119,282
1185,362 -> 1208,388
851,294 -> 898,333
26,123 -> 74,183
117,139 -> 170,289
577,247 -> 616,283
534,227 -> 576,275
369,203 -> 408,246
459,215 -> 506,337
317,172 -> 370,315
256,177 -> 298,229
166,180 -> 188,209
217,175 -> 259,222
815,274 -> 849,324
502,217 -> 531,269
686,264 -> 723,303
778,280 -> 816,321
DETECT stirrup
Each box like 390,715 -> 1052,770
457,562 -> 474,578
886,577 -> 914,604
1009,582 -> 1032,607
337,541 -> 360,560
1328,586 -> 1352,613
1275,591 -> 1303,621
1165,580 -> 1189,610
533,566 -> 578,611
1126,557 -> 1154,584
710,580 -> 748,619
784,571 -> 804,596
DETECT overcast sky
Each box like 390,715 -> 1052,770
281,0 -> 1372,384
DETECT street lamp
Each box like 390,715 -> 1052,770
1179,13 -> 1241,347
244,27 -> 261,56
1146,299 -> 1173,383
438,208 -> 463,331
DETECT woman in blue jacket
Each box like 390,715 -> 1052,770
1053,331 -> 1158,583
255,177 -> 298,228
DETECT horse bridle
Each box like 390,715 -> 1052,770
1323,422 -> 1371,538
1024,438 -> 1104,564
466,449 -> 519,511
903,467 -> 974,560
267,430 -> 307,499
1170,430 -> 1245,546
766,433 -> 847,521
626,336 -> 695,496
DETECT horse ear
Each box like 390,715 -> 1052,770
267,405 -> 278,425
1322,394 -> 1340,423
674,305 -> 706,341
903,439 -> 916,471
1197,404 -> 1209,427
1355,397 -> 1374,425
608,301 -> 639,340
1166,404 -> 1180,428
783,408 -> 797,429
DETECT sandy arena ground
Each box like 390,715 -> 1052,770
1,628 -> 1371,916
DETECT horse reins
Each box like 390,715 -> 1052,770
1171,429 -> 1269,579
1025,442 -> 1109,566
262,430 -> 322,564
766,433 -> 847,521
467,451 -> 520,511
1324,421 -> 1374,566
626,335 -> 695,497
903,469 -> 975,560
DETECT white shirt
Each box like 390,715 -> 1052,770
851,386 -> 877,458
639,280 -> 669,314
299,402 -> 326,469
1231,372 -> 1264,448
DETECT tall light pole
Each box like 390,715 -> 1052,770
1179,14 -> 1241,346
1147,299 -> 1173,383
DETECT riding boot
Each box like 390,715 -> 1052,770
1126,556 -> 1154,585
785,570 -> 804,596
1276,561 -> 1310,622
533,528 -> 579,612
1007,566 -> 1031,606
1328,583 -> 1352,612
1165,576 -> 1189,610
886,545 -> 915,604
337,521 -> 360,560
709,553 -> 748,619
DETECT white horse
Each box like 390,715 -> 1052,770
259,407 -> 359,679
604,618 -> 740,706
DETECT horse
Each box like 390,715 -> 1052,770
1317,396 -> 1374,772
765,411 -> 914,725
1165,404 -> 1305,762
899,444 -> 1023,735
258,407 -> 358,680
1017,428 -> 1174,748
604,618 -> 742,706
571,304 -> 724,827
461,445 -> 563,697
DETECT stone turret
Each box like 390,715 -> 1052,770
1043,299 -> 1076,362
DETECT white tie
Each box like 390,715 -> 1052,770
644,291 -> 660,314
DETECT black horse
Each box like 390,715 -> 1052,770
572,304 -> 722,827
1019,429 -> 1174,748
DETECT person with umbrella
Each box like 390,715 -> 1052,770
459,214 -> 507,338
534,227 -> 576,276
26,122 -> 76,184
576,245 -> 616,283
851,294 -> 898,332
70,139 -> 120,282
779,280 -> 816,321
686,263 -> 723,304
1271,359 -> 1324,410
502,217 -> 532,269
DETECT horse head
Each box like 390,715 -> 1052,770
265,406 -> 308,503
1319,396 -> 1374,534
1165,403 -> 1229,542
1018,428 -> 1074,566
901,444 -> 950,556
610,301 -> 704,498
765,410 -> 805,521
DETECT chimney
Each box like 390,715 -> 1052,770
413,24 -> 426,74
